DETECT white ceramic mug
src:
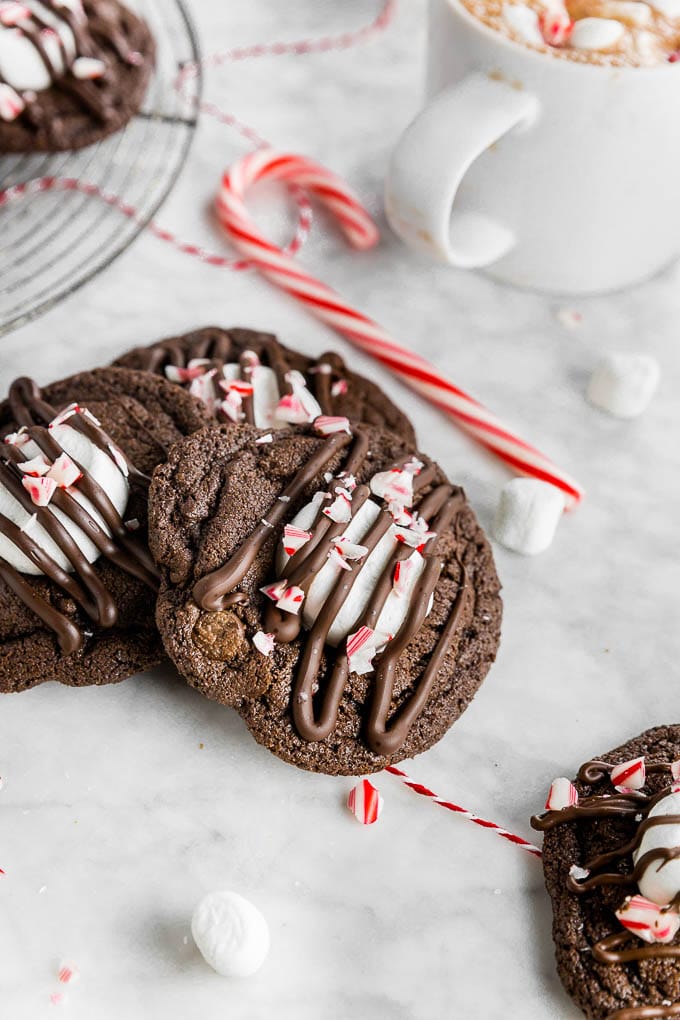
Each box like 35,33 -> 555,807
385,0 -> 680,294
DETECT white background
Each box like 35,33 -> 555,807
0,1 -> 678,1016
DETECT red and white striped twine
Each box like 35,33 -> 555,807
386,765 -> 543,859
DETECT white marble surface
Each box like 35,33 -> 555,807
1,1 -> 679,1016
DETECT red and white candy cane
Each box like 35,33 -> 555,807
216,149 -> 584,507
386,765 -> 542,859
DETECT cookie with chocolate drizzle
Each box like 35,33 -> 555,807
149,421 -> 502,775
0,0 -> 154,154
532,725 -> 680,1020
0,366 -> 210,692
112,325 -> 417,444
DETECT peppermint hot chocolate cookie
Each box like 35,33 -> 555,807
149,420 -> 502,775
0,0 -> 154,154
0,366 -> 209,693
112,326 -> 417,444
532,725 -> 680,1020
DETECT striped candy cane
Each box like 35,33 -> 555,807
216,149 -> 584,507
386,765 -> 542,859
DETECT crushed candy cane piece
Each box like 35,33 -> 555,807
545,777 -> 579,811
253,631 -> 276,656
21,513 -> 37,533
555,307 -> 583,330
393,557 -> 418,599
47,453 -> 82,489
323,492 -> 352,524
334,537 -> 368,560
49,404 -> 80,428
72,56 -> 106,79
165,364 -> 208,383
283,524 -> 312,556
81,408 -> 101,427
328,546 -> 352,571
611,757 -> 646,792
220,378 -> 254,398
4,429 -> 29,447
58,963 -> 79,985
49,992 -> 64,1005
190,370 -> 218,411
346,626 -> 390,675
18,455 -> 51,477
370,468 -> 415,506
125,518 -> 140,531
331,379 -> 348,397
0,3 -> 31,27
276,585 -> 305,614
275,394 -> 309,424
539,7 -> 573,44
337,471 -> 357,492
313,415 -> 351,436
255,433 -> 273,444
569,865 -> 590,882
671,761 -> 680,781
22,475 -> 57,507
347,779 -> 384,825
0,82 -> 25,122
616,895 -> 680,944
261,580 -> 289,602
394,524 -> 435,549
220,391 -> 243,422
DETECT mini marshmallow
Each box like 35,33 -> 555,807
648,0 -> 680,18
570,16 -> 625,49
191,890 -> 270,978
502,2 -> 545,43
493,478 -> 566,556
587,352 -> 660,418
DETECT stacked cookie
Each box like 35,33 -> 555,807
0,326 -> 502,775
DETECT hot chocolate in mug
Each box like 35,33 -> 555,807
385,0 -> 680,293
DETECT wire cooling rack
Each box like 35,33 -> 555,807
0,0 -> 202,337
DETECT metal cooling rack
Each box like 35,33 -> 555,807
0,0 -> 202,337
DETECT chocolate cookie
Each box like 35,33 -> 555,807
149,421 -> 502,775
112,325 -> 417,444
532,725 -> 680,1020
0,0 -> 154,154
0,366 -> 210,693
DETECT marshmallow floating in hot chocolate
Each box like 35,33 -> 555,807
587,352 -> 660,418
493,477 -> 566,556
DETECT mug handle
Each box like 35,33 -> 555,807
385,72 -> 539,269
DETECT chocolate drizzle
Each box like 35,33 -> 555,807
532,758 -> 680,1019
0,0 -> 142,137
130,330 -> 353,420
193,430 -> 471,755
0,377 -> 158,654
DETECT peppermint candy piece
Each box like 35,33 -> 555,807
275,371 -> 323,425
165,364 -> 208,383
671,761 -> 680,781
393,557 -> 418,599
260,580 -> 288,603
255,433 -> 273,445
47,453 -> 82,489
323,491 -> 352,524
22,475 -> 57,507
18,455 -> 51,477
331,379 -> 348,397
252,631 -> 275,657
545,777 -> 578,811
370,468 -> 415,507
347,779 -> 384,825
502,3 -> 544,44
327,546 -> 352,571
4,429 -> 29,447
334,537 -> 368,561
189,370 -> 218,412
616,895 -> 680,944
570,16 -> 625,50
220,391 -> 244,423
283,524 -> 312,556
0,3 -> 31,27
0,83 -> 25,123
346,626 -> 390,675
72,57 -> 106,79
49,403 -> 80,428
539,6 -> 573,44
394,524 -> 435,550
313,415 -> 351,436
275,585 -> 305,615
57,962 -> 79,985
611,756 -> 646,792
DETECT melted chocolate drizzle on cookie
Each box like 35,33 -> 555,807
193,429 -> 472,755
131,329 -> 353,421
0,0 -> 142,137
0,377 -> 158,655
532,759 -> 680,1019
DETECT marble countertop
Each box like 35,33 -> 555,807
1,1 -> 679,1017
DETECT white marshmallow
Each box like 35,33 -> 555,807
493,478 -> 566,556
191,890 -> 270,978
502,3 -> 545,44
587,352 -> 660,418
633,791 -> 680,906
570,17 -> 626,49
